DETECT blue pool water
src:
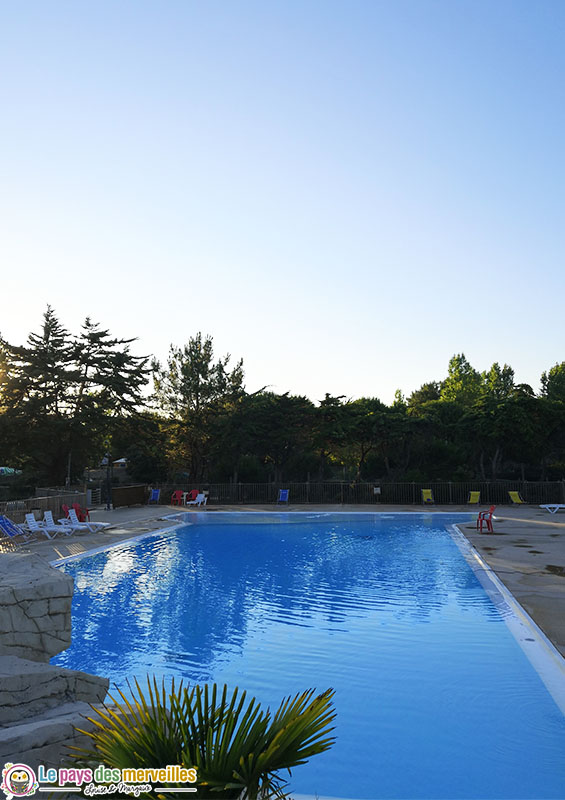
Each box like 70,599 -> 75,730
54,513 -> 565,799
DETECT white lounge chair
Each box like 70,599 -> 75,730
23,513 -> 63,539
62,507 -> 110,532
58,508 -> 96,532
539,504 -> 565,514
187,493 -> 207,507
42,510 -> 76,536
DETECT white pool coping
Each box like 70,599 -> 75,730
448,522 -> 565,715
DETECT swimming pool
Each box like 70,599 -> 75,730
53,512 -> 565,799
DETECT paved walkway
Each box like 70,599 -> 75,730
16,503 -> 565,657
459,506 -> 565,656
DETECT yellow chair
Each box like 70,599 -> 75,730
508,491 -> 525,504
421,489 -> 434,505
467,491 -> 481,504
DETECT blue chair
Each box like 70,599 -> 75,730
148,488 -> 161,504
0,514 -> 33,543
277,489 -> 289,505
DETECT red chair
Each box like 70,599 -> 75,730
184,489 -> 198,505
171,490 -> 184,506
477,505 -> 496,533
61,504 -> 70,518
72,503 -> 91,522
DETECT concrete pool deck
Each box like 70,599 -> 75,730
19,503 -> 565,658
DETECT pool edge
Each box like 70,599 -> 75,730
449,522 -> 565,715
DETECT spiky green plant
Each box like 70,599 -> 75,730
73,677 -> 336,799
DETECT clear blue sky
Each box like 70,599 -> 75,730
1,0 -> 563,403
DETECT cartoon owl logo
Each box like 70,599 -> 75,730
1,764 -> 38,799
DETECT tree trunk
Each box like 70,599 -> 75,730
491,446 -> 501,479
66,451 -> 72,487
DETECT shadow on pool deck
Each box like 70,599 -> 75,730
21,503 -> 565,658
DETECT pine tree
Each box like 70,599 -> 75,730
1,306 -> 73,415
0,308 -> 150,484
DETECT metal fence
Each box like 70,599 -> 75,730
0,492 -> 88,524
154,481 -> 565,505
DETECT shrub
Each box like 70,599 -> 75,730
73,678 -> 336,799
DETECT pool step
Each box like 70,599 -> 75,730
0,654 -> 108,725
0,654 -> 108,767
0,700 -> 101,768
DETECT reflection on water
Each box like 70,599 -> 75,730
54,513 -> 565,799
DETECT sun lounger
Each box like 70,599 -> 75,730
276,489 -> 289,505
23,513 -> 61,539
421,489 -> 434,505
0,514 -> 34,543
508,491 -> 526,504
61,507 -> 110,533
42,510 -> 76,535
467,491 -> 481,504
58,511 -> 92,533
186,492 -> 207,507
539,504 -> 565,514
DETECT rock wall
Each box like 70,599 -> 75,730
0,552 -> 109,767
0,554 -> 73,662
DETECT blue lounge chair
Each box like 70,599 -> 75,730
0,514 -> 33,543
277,489 -> 289,505
148,488 -> 161,504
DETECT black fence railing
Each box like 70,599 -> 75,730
153,481 -> 565,505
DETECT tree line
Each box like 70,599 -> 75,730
1,307 -> 564,489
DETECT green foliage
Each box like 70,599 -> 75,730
153,333 -> 244,417
74,678 -> 336,800
541,362 -> 565,402
1,305 -> 73,415
152,333 -> 245,481
72,318 -> 150,418
110,414 -> 171,483
0,307 -> 149,484
440,353 -> 482,405
407,382 -> 441,409
2,313 -> 565,485
209,392 -> 317,483
481,362 -> 515,401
